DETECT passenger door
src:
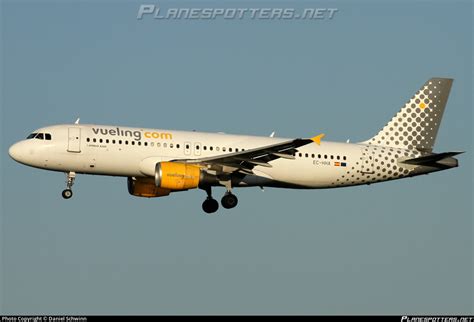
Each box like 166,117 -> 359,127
67,127 -> 81,153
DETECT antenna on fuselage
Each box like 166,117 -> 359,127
269,131 -> 275,138
75,118 -> 80,124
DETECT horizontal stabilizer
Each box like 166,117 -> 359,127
401,151 -> 464,166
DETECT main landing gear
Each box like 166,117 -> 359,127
202,197 -> 219,214
202,187 -> 219,214
62,171 -> 76,199
221,192 -> 238,209
201,186 -> 238,214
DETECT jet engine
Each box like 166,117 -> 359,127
127,176 -> 170,197
155,162 -> 201,190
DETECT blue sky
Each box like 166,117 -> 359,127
1,0 -> 472,314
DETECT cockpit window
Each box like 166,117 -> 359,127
26,132 -> 52,140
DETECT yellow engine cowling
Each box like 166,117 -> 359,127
127,177 -> 171,198
155,162 -> 201,190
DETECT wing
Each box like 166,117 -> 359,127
172,134 -> 325,175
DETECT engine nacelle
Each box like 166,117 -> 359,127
155,162 -> 201,190
127,176 -> 171,198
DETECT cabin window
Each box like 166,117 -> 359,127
112,140 -> 116,144
93,138 -> 97,143
86,138 -> 90,142
176,144 -> 180,149
229,148 -> 233,152
170,143 -> 174,148
125,141 -> 129,145
343,156 -> 347,160
131,141 -> 135,145
311,154 -> 315,158
330,155 -> 334,159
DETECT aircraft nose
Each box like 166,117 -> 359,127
9,142 -> 26,162
9,143 -> 20,160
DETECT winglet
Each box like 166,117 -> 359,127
311,133 -> 325,145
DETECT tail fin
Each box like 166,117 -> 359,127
365,78 -> 453,152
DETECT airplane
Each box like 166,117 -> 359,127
9,78 -> 463,214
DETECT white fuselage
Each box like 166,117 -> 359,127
9,124 -> 436,189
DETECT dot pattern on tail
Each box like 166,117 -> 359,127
332,78 -> 453,187
366,78 -> 453,153
331,146 -> 420,187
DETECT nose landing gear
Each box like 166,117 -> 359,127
62,189 -> 73,199
62,171 -> 76,199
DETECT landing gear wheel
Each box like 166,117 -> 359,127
221,193 -> 238,209
62,171 -> 76,200
62,189 -> 73,199
202,198 -> 219,214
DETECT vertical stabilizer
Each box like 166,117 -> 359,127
364,78 -> 453,152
